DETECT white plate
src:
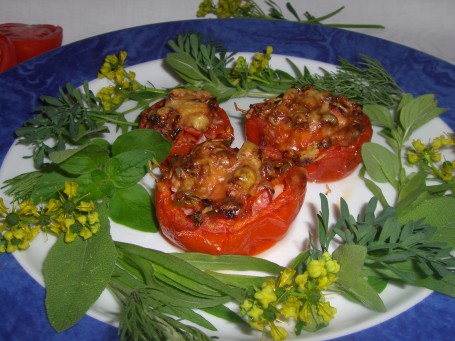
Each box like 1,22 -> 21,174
2,54 -> 450,340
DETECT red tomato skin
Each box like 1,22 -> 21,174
303,115 -> 373,182
0,23 -> 63,63
0,34 -> 17,72
156,166 -> 307,255
245,105 -> 373,183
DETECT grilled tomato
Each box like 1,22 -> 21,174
156,140 -> 307,255
139,88 -> 234,157
245,86 -> 373,182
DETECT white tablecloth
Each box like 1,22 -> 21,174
1,0 -> 454,65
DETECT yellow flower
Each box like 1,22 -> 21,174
247,304 -> 263,321
278,268 -> 296,288
64,181 -> 79,199
298,301 -> 313,324
87,212 -> 99,225
254,282 -> 277,308
77,201 -> 94,212
281,296 -> 301,319
407,150 -> 421,164
64,228 -> 77,243
317,301 -> 337,322
325,259 -> 340,274
0,197 -> 8,214
240,298 -> 254,314
295,272 -> 308,290
270,323 -> 289,341
412,139 -> 426,152
307,259 -> 327,278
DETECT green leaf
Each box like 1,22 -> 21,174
90,169 -> 116,197
51,143 -> 110,175
398,195 -> 455,249
363,104 -> 394,129
333,244 -> 367,282
109,184 -> 157,232
362,142 -> 400,184
166,52 -> 209,85
111,129 -> 171,163
115,242 -> 245,301
173,252 -> 283,273
340,276 -> 387,312
366,276 -> 388,293
399,94 -> 446,140
30,172 -> 68,202
104,150 -> 154,188
43,203 -> 117,332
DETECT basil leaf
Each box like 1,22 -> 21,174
109,184 -> 157,232
43,203 -> 117,332
52,144 -> 110,175
104,150 -> 154,188
111,129 -> 171,164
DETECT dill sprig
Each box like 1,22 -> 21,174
293,56 -> 404,108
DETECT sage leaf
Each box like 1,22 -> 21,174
109,184 -> 157,232
362,142 -> 399,184
341,276 -> 387,312
398,195 -> 455,249
363,104 -> 394,129
43,203 -> 117,332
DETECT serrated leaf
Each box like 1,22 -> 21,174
43,204 -> 117,332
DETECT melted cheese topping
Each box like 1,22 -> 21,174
157,88 -> 212,131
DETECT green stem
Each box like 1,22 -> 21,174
89,112 -> 138,127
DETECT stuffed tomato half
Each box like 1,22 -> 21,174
245,86 -> 373,182
155,140 -> 307,255
139,88 -> 234,157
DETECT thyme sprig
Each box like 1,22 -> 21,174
196,0 -> 385,29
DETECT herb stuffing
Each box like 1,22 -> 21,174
0,32 -> 454,341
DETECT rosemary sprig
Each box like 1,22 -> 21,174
196,0 -> 385,29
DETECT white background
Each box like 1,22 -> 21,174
1,0 -> 454,65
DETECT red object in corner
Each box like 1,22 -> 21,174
0,23 -> 63,63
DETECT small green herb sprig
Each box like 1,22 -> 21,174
15,52 -> 167,169
167,33 -> 403,106
197,0 -> 385,29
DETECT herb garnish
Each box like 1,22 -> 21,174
196,0 -> 385,29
